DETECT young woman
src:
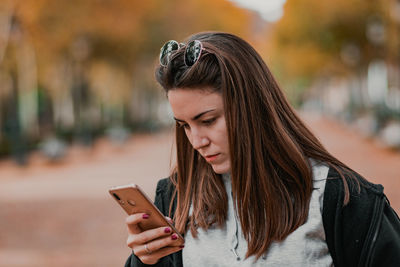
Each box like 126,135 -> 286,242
124,32 -> 400,267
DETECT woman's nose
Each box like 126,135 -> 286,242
191,134 -> 209,150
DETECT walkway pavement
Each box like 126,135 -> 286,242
0,113 -> 398,266
302,112 -> 400,209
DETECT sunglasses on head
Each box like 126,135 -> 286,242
159,40 -> 204,67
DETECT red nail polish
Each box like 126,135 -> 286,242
171,234 -> 178,240
142,214 -> 149,219
164,227 -> 171,233
179,245 -> 185,248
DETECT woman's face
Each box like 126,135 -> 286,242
168,88 -> 231,174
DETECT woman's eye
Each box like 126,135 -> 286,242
178,123 -> 190,129
202,118 -> 216,125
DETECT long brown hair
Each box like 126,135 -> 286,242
156,32 -> 354,259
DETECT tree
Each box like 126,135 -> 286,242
265,0 -> 386,102
1,0 -> 256,156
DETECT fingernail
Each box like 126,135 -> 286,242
164,227 -> 171,233
179,245 -> 185,248
142,214 -> 149,219
171,234 -> 178,240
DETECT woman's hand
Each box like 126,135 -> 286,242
126,213 -> 184,265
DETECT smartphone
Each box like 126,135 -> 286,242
109,184 -> 184,243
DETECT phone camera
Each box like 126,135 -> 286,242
127,200 -> 136,206
112,193 -> 121,201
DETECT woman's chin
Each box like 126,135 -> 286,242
210,163 -> 230,174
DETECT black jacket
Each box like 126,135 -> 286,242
125,168 -> 400,267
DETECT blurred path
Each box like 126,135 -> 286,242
0,132 -> 175,201
0,131 -> 175,267
302,112 -> 400,210
0,114 -> 399,266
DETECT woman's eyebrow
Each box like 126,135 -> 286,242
174,109 -> 216,122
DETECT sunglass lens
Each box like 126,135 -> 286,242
160,40 -> 179,66
184,40 -> 202,66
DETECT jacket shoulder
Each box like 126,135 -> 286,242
323,166 -> 400,267
154,177 -> 176,217
325,167 -> 384,197
156,177 -> 174,194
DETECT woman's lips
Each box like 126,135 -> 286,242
205,154 -> 219,162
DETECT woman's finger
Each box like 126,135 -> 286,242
127,225 -> 174,248
165,216 -> 174,224
134,233 -> 184,256
125,213 -> 150,234
137,244 -> 184,265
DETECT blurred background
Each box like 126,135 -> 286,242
0,0 -> 399,266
